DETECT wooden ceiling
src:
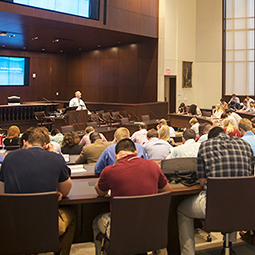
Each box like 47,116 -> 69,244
0,9 -> 148,54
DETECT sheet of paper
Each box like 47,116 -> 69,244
69,165 -> 87,173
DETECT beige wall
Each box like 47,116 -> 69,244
158,0 -> 222,110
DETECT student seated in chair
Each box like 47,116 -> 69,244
0,128 -> 76,255
93,138 -> 171,255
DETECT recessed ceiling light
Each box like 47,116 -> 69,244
23,46 -> 26,49
60,50 -> 63,52
2,45 -> 5,47
53,38 -> 59,43
32,36 -> 39,40
98,45 -> 101,48
79,48 -> 82,51
9,34 -> 16,38
42,48 -> 45,51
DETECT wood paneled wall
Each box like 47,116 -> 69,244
66,39 -> 158,103
0,49 -> 67,105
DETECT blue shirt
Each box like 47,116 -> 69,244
241,132 -> 255,156
94,143 -> 147,174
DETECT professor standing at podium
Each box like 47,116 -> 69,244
69,91 -> 89,111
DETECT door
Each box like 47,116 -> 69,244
164,76 -> 176,113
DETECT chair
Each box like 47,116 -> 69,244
111,111 -> 122,122
108,192 -> 171,255
90,113 -> 108,127
120,117 -> 130,125
102,112 -> 120,126
34,111 -> 53,131
86,121 -> 98,128
141,114 -> 150,122
0,192 -> 59,255
204,176 -> 255,254
61,125 -> 74,134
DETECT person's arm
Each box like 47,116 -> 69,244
75,148 -> 87,164
94,149 -> 108,174
199,178 -> 206,187
58,177 -> 72,197
0,181 -> 4,194
95,183 -> 109,197
158,182 -> 171,192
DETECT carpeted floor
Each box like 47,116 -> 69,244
40,229 -> 255,255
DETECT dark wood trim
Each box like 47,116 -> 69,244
222,0 -> 226,98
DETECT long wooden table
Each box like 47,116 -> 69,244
168,113 -> 213,129
59,178 -> 202,254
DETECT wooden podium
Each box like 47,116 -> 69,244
65,110 -> 88,131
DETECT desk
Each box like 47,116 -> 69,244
60,178 -> 202,254
123,119 -> 159,135
168,113 -> 213,129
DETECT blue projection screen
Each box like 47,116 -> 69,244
0,56 -> 30,86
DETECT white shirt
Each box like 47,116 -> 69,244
131,129 -> 148,145
197,134 -> 208,143
69,97 -> 86,110
166,139 -> 200,159
169,126 -> 176,137
191,122 -> 199,136
228,115 -> 238,127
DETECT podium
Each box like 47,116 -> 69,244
65,110 -> 88,131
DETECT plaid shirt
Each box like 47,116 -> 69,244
197,132 -> 254,179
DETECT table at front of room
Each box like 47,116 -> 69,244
59,178 -> 202,255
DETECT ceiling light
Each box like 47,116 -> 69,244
9,34 -> 16,38
98,44 -> 101,48
32,36 -> 39,40
0,31 -> 7,36
53,38 -> 59,43
42,48 -> 45,51
2,45 -> 5,47
23,46 -> 26,49
60,50 -> 63,53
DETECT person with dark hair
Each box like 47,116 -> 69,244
226,109 -> 242,125
188,104 -> 202,116
92,138 -> 171,255
177,126 -> 254,255
178,102 -> 187,114
166,129 -> 200,159
143,128 -> 172,159
19,127 -> 35,148
49,128 -> 64,145
228,93 -> 240,105
0,127 -> 76,255
75,132 -> 110,164
130,122 -> 148,145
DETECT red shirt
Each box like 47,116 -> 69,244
98,155 -> 168,208
223,127 -> 242,137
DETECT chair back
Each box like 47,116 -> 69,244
205,176 -> 255,233
0,192 -> 59,255
161,157 -> 197,176
141,114 -> 150,121
109,192 -> 171,255
87,122 -> 98,128
34,111 -> 46,121
61,125 -> 74,134
121,117 -> 129,125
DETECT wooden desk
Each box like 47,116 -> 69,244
60,178 -> 202,254
123,119 -> 159,135
168,113 -> 213,129
69,163 -> 99,179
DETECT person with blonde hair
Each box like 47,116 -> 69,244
239,118 -> 255,155
3,125 -> 20,146
157,118 -> 175,137
222,118 -> 242,137
158,125 -> 170,142
94,127 -> 147,174
213,104 -> 223,119
189,118 -> 199,136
